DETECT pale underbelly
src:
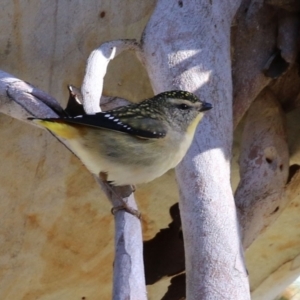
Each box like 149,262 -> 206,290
67,135 -> 191,186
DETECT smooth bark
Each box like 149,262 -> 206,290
0,70 -> 60,120
140,1 -> 250,299
81,40 -> 146,300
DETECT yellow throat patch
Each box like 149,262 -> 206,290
186,113 -> 203,137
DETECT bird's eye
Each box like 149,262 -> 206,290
178,104 -> 190,110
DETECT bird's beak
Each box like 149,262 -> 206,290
199,102 -> 213,112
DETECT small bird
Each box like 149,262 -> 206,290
31,91 -> 212,186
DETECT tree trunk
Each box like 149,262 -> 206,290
140,0 -> 250,298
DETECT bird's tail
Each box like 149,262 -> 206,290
29,118 -> 81,139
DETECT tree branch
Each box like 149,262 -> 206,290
0,70 -> 60,120
235,89 -> 289,249
94,179 -> 146,299
81,39 -> 146,300
81,39 -> 140,114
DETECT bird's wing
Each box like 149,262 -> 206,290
47,111 -> 167,139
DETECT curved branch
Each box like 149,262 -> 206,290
0,70 -> 60,120
80,40 -> 146,300
81,39 -> 140,114
235,89 -> 289,249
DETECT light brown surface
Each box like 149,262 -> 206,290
0,1 -> 300,299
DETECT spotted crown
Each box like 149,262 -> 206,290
154,90 -> 200,103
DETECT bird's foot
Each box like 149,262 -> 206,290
111,204 -> 141,219
99,174 -> 139,218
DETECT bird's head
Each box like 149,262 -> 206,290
148,90 -> 212,133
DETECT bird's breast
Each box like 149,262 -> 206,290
63,126 -> 196,186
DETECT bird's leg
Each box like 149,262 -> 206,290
111,203 -> 141,219
131,185 -> 136,193
99,172 -> 141,219
110,185 -> 141,219
99,171 -> 108,181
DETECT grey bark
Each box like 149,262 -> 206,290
140,0 -> 250,299
95,180 -> 146,300
0,71 -> 60,120
81,40 -> 146,300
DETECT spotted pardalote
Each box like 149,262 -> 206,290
31,90 -> 212,186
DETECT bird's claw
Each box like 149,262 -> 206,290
111,205 -> 141,219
